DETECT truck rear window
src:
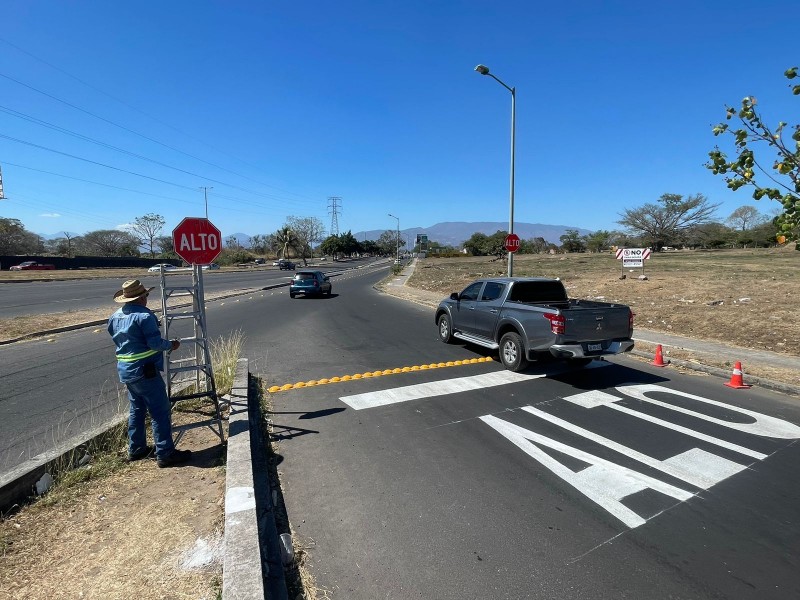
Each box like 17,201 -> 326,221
507,281 -> 567,304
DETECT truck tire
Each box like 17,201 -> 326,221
437,314 -> 455,344
499,332 -> 529,372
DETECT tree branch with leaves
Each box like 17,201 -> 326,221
706,67 -> 799,241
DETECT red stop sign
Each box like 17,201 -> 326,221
504,233 -> 521,253
172,217 -> 222,264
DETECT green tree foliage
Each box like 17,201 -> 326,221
128,213 -> 165,258
377,230 -> 404,256
275,226 -> 298,258
463,230 -> 507,256
584,230 -> 613,253
618,193 -> 720,250
706,67 -> 800,241
0,218 -> 39,254
559,229 -> 586,253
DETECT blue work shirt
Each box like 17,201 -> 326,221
108,303 -> 172,384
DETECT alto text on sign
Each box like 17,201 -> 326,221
172,217 -> 222,265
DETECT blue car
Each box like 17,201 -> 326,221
289,270 -> 332,298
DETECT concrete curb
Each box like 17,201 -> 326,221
0,413 -> 127,514
223,358 -> 288,600
223,358 -> 268,599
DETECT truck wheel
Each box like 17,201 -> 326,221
499,332 -> 529,372
437,314 -> 454,344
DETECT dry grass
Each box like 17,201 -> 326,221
410,247 -> 800,357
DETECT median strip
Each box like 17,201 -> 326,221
266,356 -> 495,393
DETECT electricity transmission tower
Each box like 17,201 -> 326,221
328,196 -> 342,236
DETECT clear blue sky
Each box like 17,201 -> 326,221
1,0 -> 797,240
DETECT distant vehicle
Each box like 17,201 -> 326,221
435,277 -> 634,372
278,259 -> 296,271
201,263 -> 220,270
272,260 -> 281,266
147,263 -> 177,273
254,258 -> 265,264
9,261 -> 56,271
290,270 -> 332,298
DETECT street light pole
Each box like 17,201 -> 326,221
474,64 -> 516,277
388,213 -> 400,263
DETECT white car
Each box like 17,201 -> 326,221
148,263 -> 177,273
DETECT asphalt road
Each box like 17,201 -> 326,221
0,263 -> 328,320
0,259 -> 378,469
2,262 -> 799,598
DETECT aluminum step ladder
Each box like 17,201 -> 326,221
160,265 -> 225,444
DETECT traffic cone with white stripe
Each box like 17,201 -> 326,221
652,344 -> 668,367
724,361 -> 751,389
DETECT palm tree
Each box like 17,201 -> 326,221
276,226 -> 298,259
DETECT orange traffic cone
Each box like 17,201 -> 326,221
652,344 -> 668,367
724,361 -> 751,389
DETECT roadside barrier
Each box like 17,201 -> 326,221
724,361 -> 752,389
652,344 -> 668,367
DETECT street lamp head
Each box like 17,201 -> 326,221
475,64 -> 490,75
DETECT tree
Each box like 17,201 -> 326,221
286,216 -> 325,265
128,213 -> 165,258
706,67 -> 800,241
377,230 -> 403,256
225,235 -> 241,249
0,218 -> 39,254
462,230 -> 507,256
726,205 -> 766,232
275,226 -> 298,258
618,193 -> 720,250
79,229 -> 140,256
559,229 -> 586,253
584,230 -> 613,253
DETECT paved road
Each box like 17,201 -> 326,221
0,263 -> 341,320
2,261 -> 799,598
0,259 -> 381,471
262,274 -> 800,599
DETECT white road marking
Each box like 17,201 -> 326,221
616,384 -> 800,439
565,390 -> 768,459
481,414 -> 693,529
340,371 -> 545,410
520,405 -> 747,489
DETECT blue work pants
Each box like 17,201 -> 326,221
126,375 -> 175,459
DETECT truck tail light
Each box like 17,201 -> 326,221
543,313 -> 565,335
629,310 -> 635,331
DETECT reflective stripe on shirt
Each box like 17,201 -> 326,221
116,348 -> 160,362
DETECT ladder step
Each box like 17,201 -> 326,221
166,313 -> 202,321
171,391 -> 218,403
169,364 -> 213,374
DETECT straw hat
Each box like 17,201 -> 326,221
113,279 -> 154,303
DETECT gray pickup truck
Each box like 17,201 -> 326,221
435,277 -> 634,371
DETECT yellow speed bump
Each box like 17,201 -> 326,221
267,355 -> 495,392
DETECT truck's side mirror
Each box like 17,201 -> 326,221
450,292 -> 459,301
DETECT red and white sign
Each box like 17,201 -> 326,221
172,217 -> 222,265
615,248 -> 651,260
504,233 -> 521,253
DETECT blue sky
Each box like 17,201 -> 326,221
1,1 -> 797,240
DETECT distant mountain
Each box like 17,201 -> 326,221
354,221 -> 592,248
224,233 -> 252,248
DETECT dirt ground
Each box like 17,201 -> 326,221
0,405 -> 227,600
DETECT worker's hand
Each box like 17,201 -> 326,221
170,339 -> 181,352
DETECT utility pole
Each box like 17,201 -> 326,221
0,164 -> 6,199
200,186 -> 213,219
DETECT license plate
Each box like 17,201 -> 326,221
588,343 -> 602,352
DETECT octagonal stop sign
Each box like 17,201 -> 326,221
172,217 -> 222,265
504,233 -> 521,253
